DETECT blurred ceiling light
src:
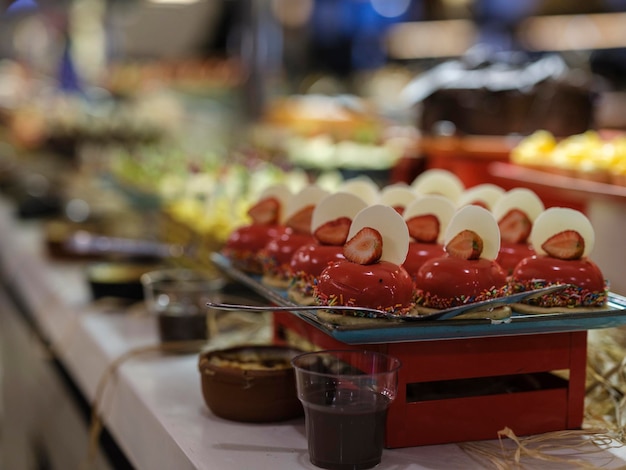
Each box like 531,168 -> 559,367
271,0 -> 312,28
371,0 -> 410,18
519,13 -> 626,51
386,20 -> 476,59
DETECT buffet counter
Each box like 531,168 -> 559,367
1,196 -> 626,469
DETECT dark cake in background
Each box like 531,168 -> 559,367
406,53 -> 595,137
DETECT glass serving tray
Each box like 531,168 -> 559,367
211,253 -> 626,345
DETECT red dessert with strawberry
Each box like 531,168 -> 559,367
510,208 -> 608,310
288,193 -> 367,305
222,187 -> 290,274
402,196 -> 454,280
259,186 -> 328,288
414,206 -> 509,310
314,205 -> 415,317
493,188 -> 545,275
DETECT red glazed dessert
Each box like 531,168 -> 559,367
401,195 -> 455,280
260,185 -> 329,288
497,242 -> 535,277
492,188 -> 545,276
509,207 -> 608,309
261,230 -> 315,288
222,185 -> 291,274
223,224 -> 288,274
403,242 -> 445,279
414,205 -> 509,310
315,259 -> 415,315
415,256 -> 508,309
288,192 -> 367,304
510,255 -> 607,308
314,204 -> 416,317
288,244 -> 345,303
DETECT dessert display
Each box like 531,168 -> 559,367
413,205 -> 509,312
411,54 -> 594,137
510,129 -> 626,185
287,192 -> 368,305
251,94 -> 415,175
378,183 -> 418,215
198,345 -> 304,423
314,204 -> 415,318
259,185 -> 329,288
221,184 -> 292,274
510,207 -> 609,312
410,169 -> 465,203
402,195 -> 455,279
456,183 -> 505,211
493,188 -> 545,275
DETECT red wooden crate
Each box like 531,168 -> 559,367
273,311 -> 587,448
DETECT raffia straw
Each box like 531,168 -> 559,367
461,329 -> 626,469
585,330 -> 626,441
80,340 -> 207,470
460,427 -> 620,469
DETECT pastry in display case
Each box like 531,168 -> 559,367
250,94 -> 418,183
412,54 -> 595,138
510,129 -> 626,186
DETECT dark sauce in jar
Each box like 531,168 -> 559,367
157,312 -> 208,342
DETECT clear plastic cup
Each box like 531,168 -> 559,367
141,268 -> 225,343
291,350 -> 401,470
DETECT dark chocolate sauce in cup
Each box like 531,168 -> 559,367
157,312 -> 208,342
303,387 -> 390,470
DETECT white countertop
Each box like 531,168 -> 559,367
1,197 -> 626,470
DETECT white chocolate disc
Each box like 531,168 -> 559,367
258,184 -> 293,223
348,204 -> 409,265
444,205 -> 501,260
530,207 -> 595,257
284,185 -> 330,221
411,169 -> 465,202
457,184 -> 505,211
403,195 -> 456,244
311,192 -> 368,233
338,176 -> 380,205
492,188 -> 545,223
379,183 -> 418,210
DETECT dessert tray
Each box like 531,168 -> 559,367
211,253 -> 626,344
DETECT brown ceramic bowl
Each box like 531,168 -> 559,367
198,345 -> 305,423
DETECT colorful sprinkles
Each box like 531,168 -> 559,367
313,289 -> 416,318
414,285 -> 510,310
510,279 -> 609,308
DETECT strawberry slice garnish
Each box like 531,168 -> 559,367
247,197 -> 280,225
541,230 -> 584,260
285,205 -> 315,234
313,217 -> 351,246
406,214 -> 440,243
343,227 -> 383,265
445,229 -> 483,260
498,209 -> 531,244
